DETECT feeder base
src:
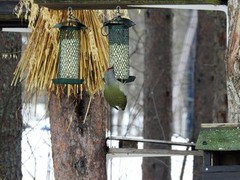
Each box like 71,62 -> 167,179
117,76 -> 136,83
52,78 -> 84,84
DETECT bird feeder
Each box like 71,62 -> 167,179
103,6 -> 136,83
52,7 -> 86,84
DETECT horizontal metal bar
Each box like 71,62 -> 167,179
106,136 -> 195,147
107,148 -> 203,157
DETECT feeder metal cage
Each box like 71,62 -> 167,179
103,12 -> 136,83
53,21 -> 86,84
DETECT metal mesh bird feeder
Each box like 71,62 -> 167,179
103,6 -> 136,83
52,7 -> 86,84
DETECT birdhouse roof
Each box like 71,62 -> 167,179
196,123 -> 240,151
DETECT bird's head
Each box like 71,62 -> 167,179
104,66 -> 116,84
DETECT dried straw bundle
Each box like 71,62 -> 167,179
12,4 -> 109,99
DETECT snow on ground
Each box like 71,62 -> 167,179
108,157 -> 142,180
171,135 -> 193,180
21,104 -> 193,180
21,103 -> 54,180
107,135 -> 193,180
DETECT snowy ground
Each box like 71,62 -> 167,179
21,103 -> 54,180
107,135 -> 193,180
171,135 -> 193,180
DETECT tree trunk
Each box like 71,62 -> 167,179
142,9 -> 172,180
226,1 -> 240,122
193,10 -> 227,180
49,92 -> 106,180
0,32 -> 22,179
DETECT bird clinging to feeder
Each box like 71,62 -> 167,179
103,66 -> 127,110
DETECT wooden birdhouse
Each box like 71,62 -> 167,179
196,123 -> 240,180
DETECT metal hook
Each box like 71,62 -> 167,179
115,6 -> 121,17
68,7 -> 73,16
67,7 -> 81,24
116,6 -> 121,12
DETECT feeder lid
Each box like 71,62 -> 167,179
196,123 -> 240,151
53,20 -> 86,30
103,16 -> 135,28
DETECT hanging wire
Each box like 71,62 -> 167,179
68,7 -> 73,16
115,6 -> 121,17
67,7 -> 79,23
101,6 -> 122,36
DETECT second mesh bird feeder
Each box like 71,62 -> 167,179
103,6 -> 136,83
52,7 -> 86,84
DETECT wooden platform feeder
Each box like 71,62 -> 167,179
196,123 -> 240,180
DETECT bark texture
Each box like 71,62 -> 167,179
193,11 -> 227,180
49,92 -> 106,180
142,9 -> 172,180
0,32 -> 22,179
226,1 -> 240,122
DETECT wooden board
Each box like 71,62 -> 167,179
201,123 -> 240,128
202,172 -> 240,180
34,0 -> 227,9
0,0 -> 228,26
0,1 -> 28,27
202,165 -> 240,180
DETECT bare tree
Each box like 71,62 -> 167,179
142,9 -> 172,180
193,10 -> 227,180
226,1 -> 240,122
49,92 -> 107,179
0,32 -> 22,179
